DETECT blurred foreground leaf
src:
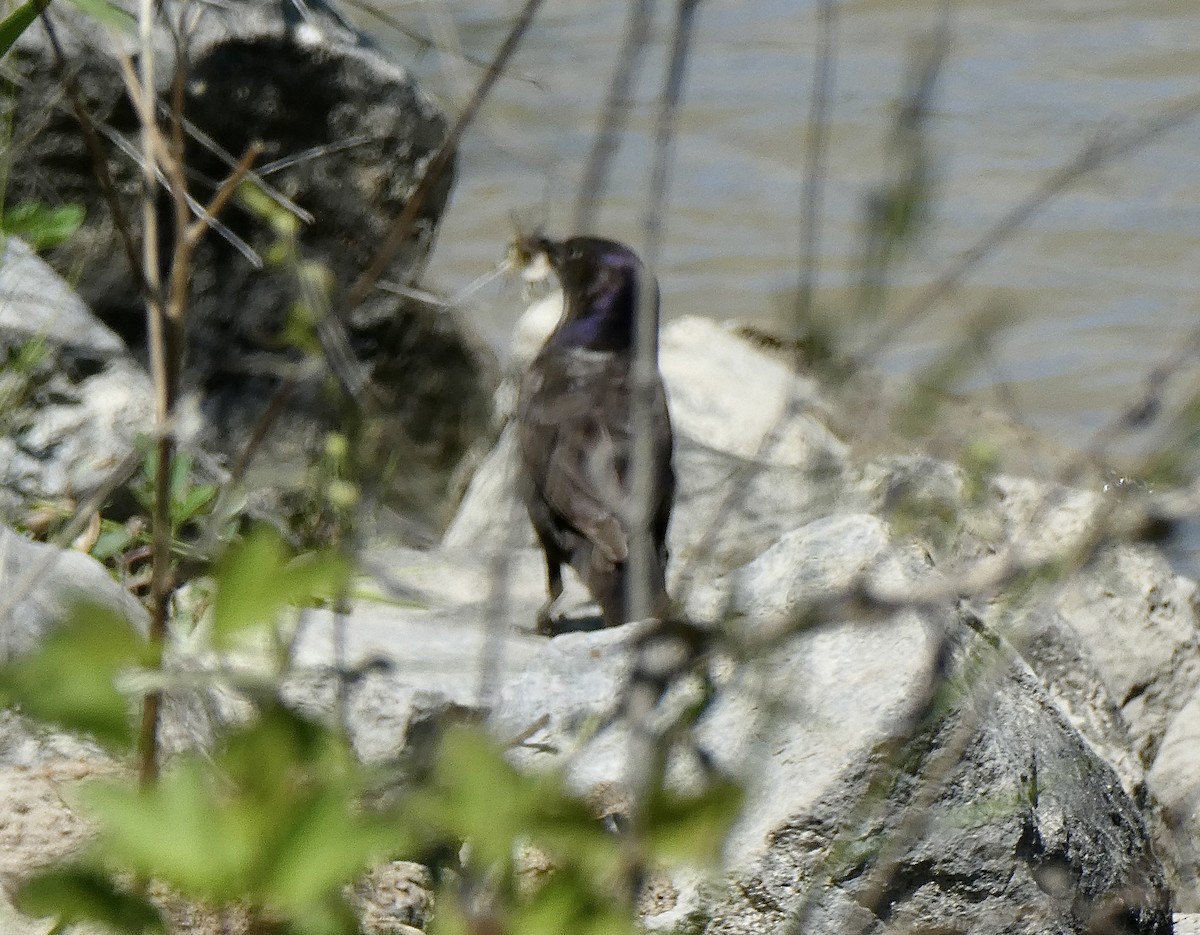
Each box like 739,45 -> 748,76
81,704 -> 400,931
645,778 -> 743,865
15,866 -> 165,934
212,526 -> 351,646
511,867 -> 634,935
408,725 -> 618,875
1,201 -> 84,249
0,601 -> 149,751
0,0 -> 51,59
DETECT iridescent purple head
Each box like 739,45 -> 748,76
533,236 -> 658,352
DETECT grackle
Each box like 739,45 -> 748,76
516,235 -> 675,634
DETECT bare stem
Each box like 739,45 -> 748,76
338,0 -> 546,320
630,0 -> 700,624
570,0 -> 653,235
39,13 -> 146,291
792,0 -> 836,335
132,0 -> 169,790
855,93 -> 1200,368
120,17 -> 264,783
621,0 -> 702,910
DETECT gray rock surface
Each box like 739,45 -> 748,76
1177,913 -> 1200,935
0,238 -> 153,519
0,524 -> 148,663
0,528 -> 145,934
247,523 -> 1170,933
398,303 -> 1197,930
707,649 -> 1171,935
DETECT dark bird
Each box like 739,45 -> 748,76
516,235 -> 675,634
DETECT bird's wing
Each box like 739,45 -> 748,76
519,357 -> 630,564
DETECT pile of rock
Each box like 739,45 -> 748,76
5,282 -> 1200,930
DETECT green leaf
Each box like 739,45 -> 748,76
644,779 -> 743,865
82,763 -> 260,901
514,869 -> 634,935
172,483 -> 217,526
265,790 -> 399,913
15,866 -> 166,934
168,450 -> 194,502
91,522 -> 137,561
0,201 -> 84,249
211,527 -> 351,646
0,0 -> 51,59
63,0 -> 135,33
238,181 -> 299,237
9,334 -> 48,371
0,601 -> 150,751
406,725 -> 536,866
220,702 -> 351,802
84,704 -> 402,921
408,725 -> 616,877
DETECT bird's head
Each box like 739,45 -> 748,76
515,234 -> 658,352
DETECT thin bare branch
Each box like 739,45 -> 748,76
618,10 -> 703,900
183,140 -> 263,250
570,0 -> 653,235
100,127 -> 263,265
345,0 -> 545,88
225,0 -> 547,501
630,0 -> 701,624
38,12 -> 147,292
130,0 -> 170,790
855,93 -> 1200,368
338,0 -> 546,320
255,135 -> 373,176
792,0 -> 836,333
167,106 -> 313,222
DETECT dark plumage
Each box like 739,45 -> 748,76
516,235 -> 675,633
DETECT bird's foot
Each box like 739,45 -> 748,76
535,598 -> 560,636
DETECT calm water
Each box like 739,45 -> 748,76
367,0 -> 1200,455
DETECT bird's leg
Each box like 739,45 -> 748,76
536,561 -> 564,635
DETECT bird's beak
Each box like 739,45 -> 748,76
519,235 -> 559,284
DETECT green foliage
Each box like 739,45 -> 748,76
0,0 -> 51,59
4,522 -> 387,934
15,867 -> 166,935
0,601 -> 152,751
238,181 -> 300,241
1,200 -> 85,249
407,725 -> 620,873
77,704 -> 398,934
86,447 -> 222,585
488,866 -> 632,935
87,446 -> 231,577
6,332 -> 49,371
134,448 -> 219,532
406,725 -> 742,935
212,525 -> 351,648
644,778 -> 743,865
63,0 -> 136,33
0,336 -> 50,433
